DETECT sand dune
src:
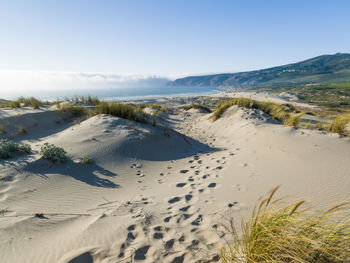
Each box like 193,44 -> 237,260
0,98 -> 349,262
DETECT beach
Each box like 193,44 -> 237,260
0,92 -> 349,263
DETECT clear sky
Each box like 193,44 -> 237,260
1,0 -> 349,77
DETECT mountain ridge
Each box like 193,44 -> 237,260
170,53 -> 350,88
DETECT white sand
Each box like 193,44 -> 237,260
0,98 -> 349,263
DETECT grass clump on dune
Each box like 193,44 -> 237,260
330,112 -> 350,135
0,139 -> 31,159
182,104 -> 212,113
284,113 -> 304,128
8,97 -> 43,109
60,105 -> 87,117
220,187 -> 350,263
94,102 -> 147,122
212,98 -> 291,121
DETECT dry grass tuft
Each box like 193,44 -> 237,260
220,187 -> 350,263
331,113 -> 350,135
284,113 -> 304,128
182,104 -> 212,113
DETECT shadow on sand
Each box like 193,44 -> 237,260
23,158 -> 120,188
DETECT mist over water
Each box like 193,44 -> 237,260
0,71 -> 217,100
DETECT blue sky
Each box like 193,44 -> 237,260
1,0 -> 349,77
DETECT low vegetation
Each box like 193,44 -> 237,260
182,104 -> 212,113
0,139 -> 31,159
220,187 -> 350,263
40,143 -> 67,163
260,83 -> 350,109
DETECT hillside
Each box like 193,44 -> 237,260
170,53 -> 350,88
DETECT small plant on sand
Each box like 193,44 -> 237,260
220,186 -> 350,263
331,112 -> 350,135
40,143 -> 67,163
17,125 -> 27,134
82,156 -> 92,164
0,139 -> 31,159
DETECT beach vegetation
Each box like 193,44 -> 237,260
82,156 -> 92,164
40,143 -> 67,163
220,187 -> 350,263
0,139 -> 31,159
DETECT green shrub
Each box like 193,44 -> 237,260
331,113 -> 350,135
40,143 -> 67,163
220,187 -> 350,263
82,156 -> 92,164
0,139 -> 31,159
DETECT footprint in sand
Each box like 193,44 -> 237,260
176,183 -> 186,188
179,169 -> 189,174
168,196 -> 181,204
134,245 -> 150,260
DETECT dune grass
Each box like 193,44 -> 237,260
60,105 -> 87,117
220,187 -> 350,263
284,113 -> 304,128
182,104 -> 212,113
330,113 -> 350,135
93,102 -> 148,122
212,98 -> 291,122
7,97 -> 43,109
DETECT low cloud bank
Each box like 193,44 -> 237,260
0,71 -> 170,100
